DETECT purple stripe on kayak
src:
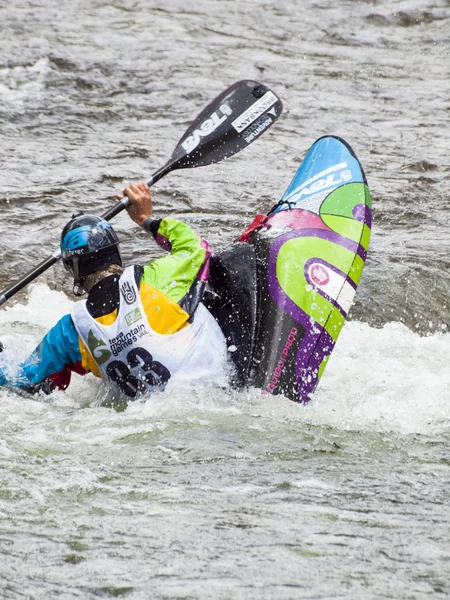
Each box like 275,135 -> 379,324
269,228 -> 365,271
295,328 -> 336,403
353,203 -> 372,229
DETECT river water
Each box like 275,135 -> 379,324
0,1 -> 449,598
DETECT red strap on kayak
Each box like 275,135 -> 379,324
238,214 -> 268,242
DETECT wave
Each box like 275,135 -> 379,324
0,284 -> 449,437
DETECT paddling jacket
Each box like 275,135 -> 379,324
1,218 -> 227,397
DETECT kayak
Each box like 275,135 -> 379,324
206,135 -> 372,404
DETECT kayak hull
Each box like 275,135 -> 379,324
208,136 -> 372,404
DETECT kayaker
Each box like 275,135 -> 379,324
0,182 -> 229,403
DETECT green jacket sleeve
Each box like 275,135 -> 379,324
142,217 -> 211,305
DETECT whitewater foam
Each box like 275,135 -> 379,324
0,284 -> 449,437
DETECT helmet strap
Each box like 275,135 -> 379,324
71,256 -> 86,297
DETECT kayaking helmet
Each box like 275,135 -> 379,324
60,215 -> 122,295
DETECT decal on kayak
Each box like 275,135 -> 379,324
248,136 -> 372,404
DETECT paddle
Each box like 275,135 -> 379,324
0,80 -> 282,306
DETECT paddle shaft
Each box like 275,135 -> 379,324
0,80 -> 282,306
99,165 -> 165,221
0,171 -> 163,306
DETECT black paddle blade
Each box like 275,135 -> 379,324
167,80 -> 283,171
0,81 -> 282,307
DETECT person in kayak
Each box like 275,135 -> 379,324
0,182 -> 229,403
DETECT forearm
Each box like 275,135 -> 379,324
0,315 -> 86,393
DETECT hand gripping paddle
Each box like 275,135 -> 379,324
0,80 -> 283,306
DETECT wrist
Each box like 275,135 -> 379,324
142,217 -> 161,235
135,213 -> 152,226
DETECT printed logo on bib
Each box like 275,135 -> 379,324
125,307 -> 142,327
310,263 -> 330,287
87,330 -> 112,365
109,324 -> 148,357
120,281 -> 137,305
106,347 -> 171,398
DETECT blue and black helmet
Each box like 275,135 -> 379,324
60,215 -> 122,284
